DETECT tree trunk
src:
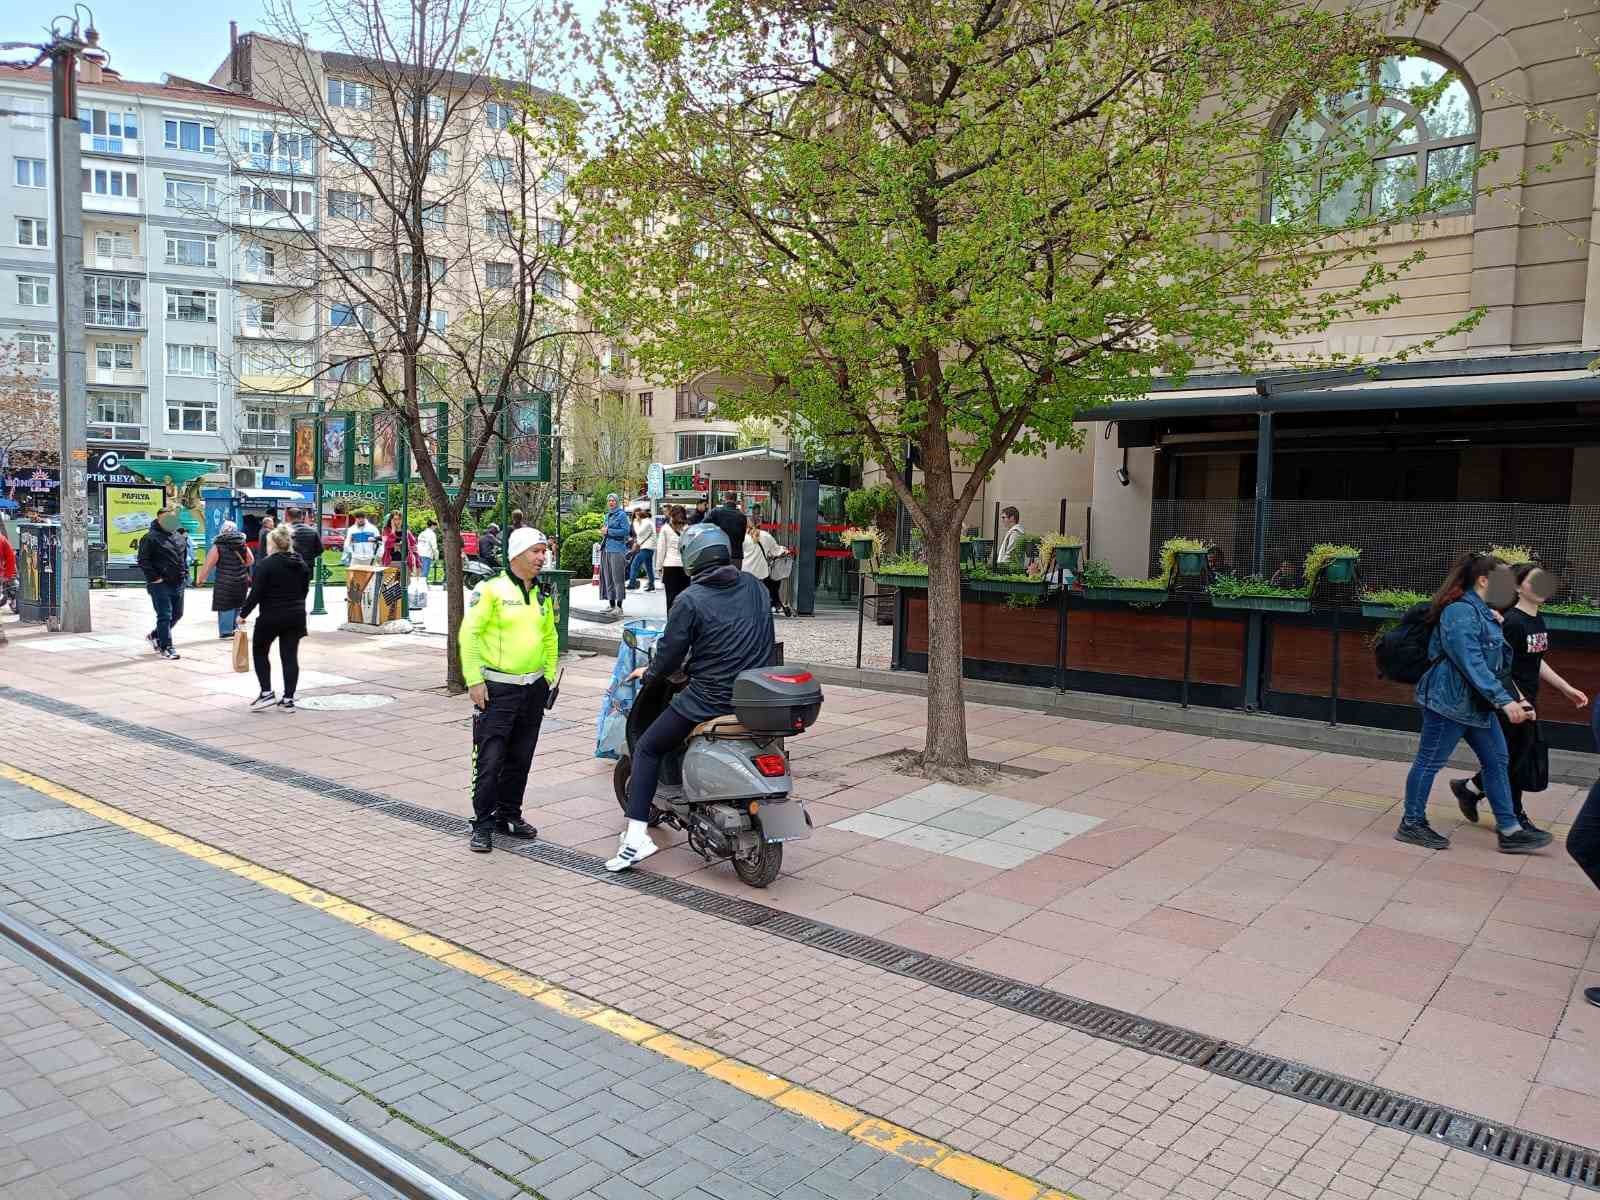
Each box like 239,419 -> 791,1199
439,520 -> 467,693
919,517 -> 972,777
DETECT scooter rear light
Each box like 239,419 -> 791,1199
764,671 -> 813,684
752,753 -> 787,777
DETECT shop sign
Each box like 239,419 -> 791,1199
87,450 -> 142,486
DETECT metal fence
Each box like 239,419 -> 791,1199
1149,499 -> 1600,601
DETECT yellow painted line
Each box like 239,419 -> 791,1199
0,761 -> 1078,1200
1138,761 -> 1204,779
1088,753 -> 1150,769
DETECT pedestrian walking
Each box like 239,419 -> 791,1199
601,493 -> 630,610
240,524 -> 311,713
254,514 -> 276,581
659,506 -> 689,610
742,515 -> 791,617
1453,563 -> 1587,832
198,520 -> 253,638
416,518 -> 439,585
627,503 -> 657,591
459,527 -> 558,853
285,507 -> 323,571
1568,705 -> 1600,1009
1398,552 -> 1553,854
138,507 -> 191,661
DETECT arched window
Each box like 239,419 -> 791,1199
1271,53 -> 1478,225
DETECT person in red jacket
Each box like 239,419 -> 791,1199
0,525 -> 15,584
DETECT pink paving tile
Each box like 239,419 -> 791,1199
795,855 -> 892,893
1519,1085 -> 1600,1147
1180,819 -> 1268,848
1143,986 -> 1279,1043
1005,910 -> 1121,957
1377,1047 -> 1532,1126
1475,920 -> 1593,969
1370,901 -> 1489,946
879,914 -> 992,958
1285,978 -> 1422,1040
1044,888 -> 1158,929
1283,866 -> 1403,923
1428,974 -> 1566,1038
1180,952 -> 1314,1007
1403,1007 -> 1553,1078
1315,949 -> 1450,1005
923,892 -> 1037,934
1330,844 -> 1425,876
1410,858 -> 1518,892
852,872 -> 975,915
1489,895 -> 1600,938
1163,887 -> 1277,926
1044,960 -> 1174,1012
1343,924 -> 1465,972
956,937 -> 1080,986
1250,829 -> 1344,862
808,894 -> 918,935
1127,906 -> 1243,951
1279,803 -> 1381,843
843,839 -> 939,870
1221,906 -> 1362,974
972,858 -> 1108,906
1251,1013 -> 1399,1081
1082,929 -> 1213,982
1536,1032 -> 1600,1098
1448,946 -> 1581,1004
1052,824 -> 1171,868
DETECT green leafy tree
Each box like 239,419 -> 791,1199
573,0 -> 1475,775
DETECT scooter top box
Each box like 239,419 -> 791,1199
732,669 -> 823,735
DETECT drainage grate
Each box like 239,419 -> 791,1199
2,682 -> 1596,1192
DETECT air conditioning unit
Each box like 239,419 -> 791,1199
233,467 -> 257,489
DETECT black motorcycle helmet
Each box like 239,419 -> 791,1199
679,523 -> 732,574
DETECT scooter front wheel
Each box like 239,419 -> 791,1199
733,834 -> 782,888
612,756 -> 663,827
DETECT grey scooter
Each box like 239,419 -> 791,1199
613,626 -> 821,887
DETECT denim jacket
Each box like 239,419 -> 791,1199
1415,592 -> 1514,727
602,508 -> 632,554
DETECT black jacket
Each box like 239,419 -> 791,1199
644,564 -> 775,723
209,529 -> 250,611
288,522 -> 323,567
241,551 -> 311,625
137,524 -> 190,585
478,528 -> 501,570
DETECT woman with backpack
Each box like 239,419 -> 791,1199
1451,562 -> 1587,834
1398,552 -> 1553,854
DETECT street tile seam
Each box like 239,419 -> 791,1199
0,762 -> 1079,1200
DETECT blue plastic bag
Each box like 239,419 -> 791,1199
595,619 -> 666,759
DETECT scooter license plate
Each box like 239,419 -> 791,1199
758,798 -> 810,843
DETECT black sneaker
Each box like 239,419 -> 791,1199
1513,811 -> 1545,836
147,631 -> 159,651
1498,827 -> 1553,854
277,698 -> 296,713
159,648 -> 181,661
1451,779 -> 1482,824
469,828 -> 492,853
1585,986 -> 1599,1009
499,819 -> 537,839
250,691 -> 277,712
1395,820 -> 1450,850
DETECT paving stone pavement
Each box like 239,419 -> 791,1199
0,940 -> 376,1200
0,779 -> 987,1200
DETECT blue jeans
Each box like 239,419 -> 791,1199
420,556 -> 433,585
218,607 -> 238,637
629,548 -> 655,588
1404,708 -> 1518,831
147,581 -> 185,651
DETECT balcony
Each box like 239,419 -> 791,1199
237,320 -> 314,342
88,366 -> 146,387
82,192 -> 144,217
238,371 -> 314,397
83,310 -> 145,331
80,133 -> 138,157
85,249 -> 145,273
88,420 -> 146,443
240,430 -> 292,451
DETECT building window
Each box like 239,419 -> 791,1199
237,127 -> 313,172
245,299 -> 277,331
94,232 -> 135,260
164,231 -> 217,268
244,245 -> 276,277
330,302 -> 371,329
165,175 -> 218,209
90,391 -> 142,439
426,309 -> 447,333
165,287 -> 217,323
166,396 -> 219,433
401,254 -> 447,283
411,92 -> 446,121
543,166 -> 567,194
427,149 -> 449,176
329,355 -> 372,384
17,332 -> 52,365
539,218 -> 565,246
482,156 -> 514,183
485,101 -> 512,130
17,275 -> 49,306
421,203 -> 446,231
1271,52 -> 1479,224
17,217 -> 47,247
639,391 -> 653,418
7,96 -> 46,129
676,433 -> 737,460
485,261 -> 512,288
242,405 -> 290,448
335,247 -> 373,274
94,342 -> 136,371
14,157 -> 45,188
331,137 -> 374,168
85,276 -> 142,327
81,167 -> 140,198
77,106 -> 137,152
165,344 -> 219,377
326,79 -> 372,109
328,189 -> 372,221
536,270 -> 563,299
240,182 -> 314,215
163,118 -> 217,153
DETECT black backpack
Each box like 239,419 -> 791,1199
1374,602 -> 1436,684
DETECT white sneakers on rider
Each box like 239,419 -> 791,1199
606,819 -> 658,872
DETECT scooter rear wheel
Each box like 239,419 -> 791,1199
612,756 -> 663,827
733,835 -> 782,888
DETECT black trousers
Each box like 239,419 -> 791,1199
763,576 -> 785,612
662,566 -> 689,610
471,678 -> 548,830
252,615 -> 305,697
1471,714 -> 1538,814
626,707 -> 696,821
1569,779 -> 1600,892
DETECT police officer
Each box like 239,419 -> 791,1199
459,526 -> 559,853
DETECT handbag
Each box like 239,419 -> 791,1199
231,626 -> 250,673
770,550 -> 793,581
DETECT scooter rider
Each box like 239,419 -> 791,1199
608,521 -> 775,872
459,527 -> 558,854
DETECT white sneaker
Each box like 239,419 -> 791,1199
605,831 -> 658,872
250,691 -> 277,712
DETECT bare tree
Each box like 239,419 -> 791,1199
219,0 -> 587,690
0,337 -> 57,481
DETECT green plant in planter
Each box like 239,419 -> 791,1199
1040,533 -> 1084,574
1208,573 -> 1309,600
1159,536 -> 1211,581
1303,543 -> 1360,584
1545,595 -> 1600,615
1489,544 -> 1538,566
875,552 -> 928,577
1360,587 -> 1427,608
843,526 -> 884,561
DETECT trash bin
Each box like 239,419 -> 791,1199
543,568 -> 573,654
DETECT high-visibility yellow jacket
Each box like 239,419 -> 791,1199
458,573 -> 558,687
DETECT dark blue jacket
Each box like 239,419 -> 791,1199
643,564 -> 775,723
1416,592 -> 1514,727
603,507 -> 631,554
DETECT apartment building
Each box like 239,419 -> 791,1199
0,60 -> 317,522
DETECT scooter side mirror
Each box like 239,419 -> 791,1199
621,627 -> 638,651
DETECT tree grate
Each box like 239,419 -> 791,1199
1,681 -> 1596,1192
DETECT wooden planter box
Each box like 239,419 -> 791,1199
1211,595 -> 1311,613
1083,585 -> 1170,604
963,578 -> 1052,597
872,573 -> 929,590
1543,611 -> 1600,633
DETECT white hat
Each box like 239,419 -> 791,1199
507,527 -> 548,560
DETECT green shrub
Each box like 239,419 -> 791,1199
1303,543 -> 1360,582
574,511 -> 603,531
559,528 -> 602,574
844,483 -> 897,528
